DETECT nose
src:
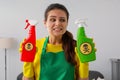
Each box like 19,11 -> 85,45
55,20 -> 61,26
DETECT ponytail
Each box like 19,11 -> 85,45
62,30 -> 77,65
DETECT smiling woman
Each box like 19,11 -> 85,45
19,3 -> 89,80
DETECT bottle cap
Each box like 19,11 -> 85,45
25,19 -> 38,29
75,19 -> 88,27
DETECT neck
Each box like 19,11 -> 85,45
48,36 -> 62,45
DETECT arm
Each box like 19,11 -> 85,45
79,62 -> 89,79
19,41 -> 35,80
75,48 -> 89,80
75,58 -> 89,80
22,62 -> 35,80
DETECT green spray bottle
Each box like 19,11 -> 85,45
75,19 -> 96,63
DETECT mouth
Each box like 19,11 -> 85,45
53,27 -> 63,32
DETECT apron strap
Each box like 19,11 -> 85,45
42,37 -> 49,55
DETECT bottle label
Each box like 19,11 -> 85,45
80,42 -> 92,55
25,42 -> 33,51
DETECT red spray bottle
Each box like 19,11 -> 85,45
21,19 -> 38,62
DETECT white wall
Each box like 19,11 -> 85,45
0,0 -> 120,80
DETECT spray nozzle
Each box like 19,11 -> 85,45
24,19 -> 38,29
75,19 -> 88,27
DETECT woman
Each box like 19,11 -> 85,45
20,3 -> 89,80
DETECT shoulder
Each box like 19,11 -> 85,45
36,37 -> 46,43
36,37 -> 46,52
36,37 -> 46,46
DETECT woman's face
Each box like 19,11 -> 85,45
44,9 -> 68,37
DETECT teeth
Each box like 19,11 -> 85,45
53,27 -> 62,30
55,28 -> 62,30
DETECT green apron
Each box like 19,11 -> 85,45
39,37 -> 75,80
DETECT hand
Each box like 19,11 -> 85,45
91,38 -> 97,52
19,38 -> 26,52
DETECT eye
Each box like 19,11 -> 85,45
50,18 -> 56,22
60,18 -> 66,22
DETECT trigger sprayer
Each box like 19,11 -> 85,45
75,19 -> 96,63
21,19 -> 38,62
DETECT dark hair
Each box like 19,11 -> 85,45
44,3 -> 69,21
62,31 -> 77,64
